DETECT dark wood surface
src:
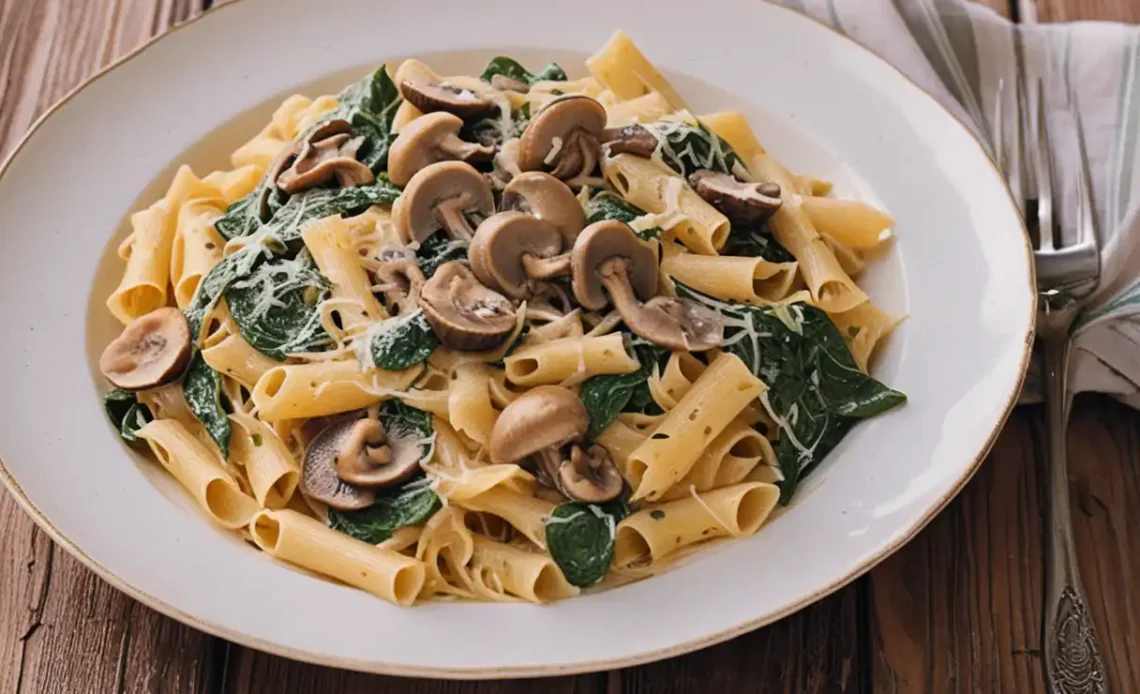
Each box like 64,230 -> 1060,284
1,1 -> 1137,691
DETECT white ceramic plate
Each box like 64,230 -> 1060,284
0,0 -> 1033,678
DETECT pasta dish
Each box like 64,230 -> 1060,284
98,31 -> 905,605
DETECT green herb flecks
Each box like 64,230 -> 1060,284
103,389 -> 153,445
225,256 -> 332,360
546,500 -> 630,587
182,354 -> 231,458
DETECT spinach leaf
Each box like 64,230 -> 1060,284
463,102 -> 531,148
261,177 -> 402,244
328,476 -> 440,544
183,243 -> 271,341
676,284 -> 905,503
182,354 -> 231,457
721,226 -> 795,263
579,340 -> 667,439
367,310 -> 440,371
330,65 -> 403,172
381,399 -> 434,442
479,57 -> 567,85
225,256 -> 332,360
546,500 -> 630,587
647,121 -> 742,177
585,191 -> 661,241
214,187 -> 269,241
103,389 -> 152,445
414,234 -> 469,278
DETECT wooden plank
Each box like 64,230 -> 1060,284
617,584 -> 865,694
223,654 -> 604,693
0,2 -> 224,693
1034,0 -> 1140,22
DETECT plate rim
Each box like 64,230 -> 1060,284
0,0 -> 1036,678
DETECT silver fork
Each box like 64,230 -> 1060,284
997,72 -> 1107,692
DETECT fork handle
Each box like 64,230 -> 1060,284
1041,336 -> 1107,694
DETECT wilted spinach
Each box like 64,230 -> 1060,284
225,256 -> 332,360
261,177 -> 402,245
463,102 -> 531,148
182,354 -> 231,457
721,226 -> 795,263
367,310 -> 440,371
330,65 -> 403,172
585,191 -> 661,241
328,476 -> 440,544
183,243 -> 271,341
647,120 -> 742,177
103,389 -> 152,445
676,283 -> 905,503
579,339 -> 667,439
414,234 -> 469,278
546,500 -> 631,587
479,57 -> 568,85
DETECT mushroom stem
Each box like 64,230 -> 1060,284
433,196 -> 480,240
533,447 -> 563,489
438,133 -> 496,164
521,253 -> 571,281
374,259 -> 427,316
599,259 -> 725,352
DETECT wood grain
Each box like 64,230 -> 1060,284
0,2 -> 1138,694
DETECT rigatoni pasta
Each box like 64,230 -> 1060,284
97,34 -> 905,606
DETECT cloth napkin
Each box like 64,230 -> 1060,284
774,0 -> 1140,405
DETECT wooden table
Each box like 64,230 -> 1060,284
1,1 -> 1138,691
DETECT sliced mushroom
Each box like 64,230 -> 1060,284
490,74 -> 530,94
489,137 -> 523,190
399,79 -> 498,120
499,172 -> 586,243
268,119 -> 375,194
688,169 -> 782,226
388,112 -> 496,187
571,220 -> 725,351
468,211 -> 568,299
601,124 -> 659,159
373,255 -> 427,316
558,444 -> 623,503
301,416 -> 375,510
518,95 -> 606,180
489,386 -> 621,503
99,307 -> 193,390
335,418 -> 396,486
420,261 -> 517,350
393,161 -> 496,244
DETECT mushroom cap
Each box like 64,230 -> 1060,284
99,307 -> 192,391
500,172 -> 586,243
601,124 -> 659,159
518,95 -> 606,172
489,385 -> 589,464
557,444 -> 623,503
468,211 -> 564,299
570,220 -> 658,311
301,416 -> 375,511
276,132 -> 374,194
388,112 -> 464,187
688,169 -> 782,226
419,260 -> 518,351
399,79 -> 497,120
335,417 -> 425,488
620,294 -> 726,352
393,161 -> 496,244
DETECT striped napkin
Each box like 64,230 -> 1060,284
777,0 -> 1140,405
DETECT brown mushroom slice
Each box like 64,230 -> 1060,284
499,172 -> 586,243
276,132 -> 375,194
99,307 -> 193,390
556,444 -> 623,503
688,169 -> 782,226
420,261 -> 517,351
388,112 -> 496,187
489,138 -> 523,190
489,385 -> 589,465
518,95 -> 606,181
571,220 -> 725,351
393,161 -> 496,244
334,416 -> 425,488
399,79 -> 498,120
468,211 -> 568,299
301,416 -> 375,511
373,257 -> 427,317
601,124 -> 659,159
